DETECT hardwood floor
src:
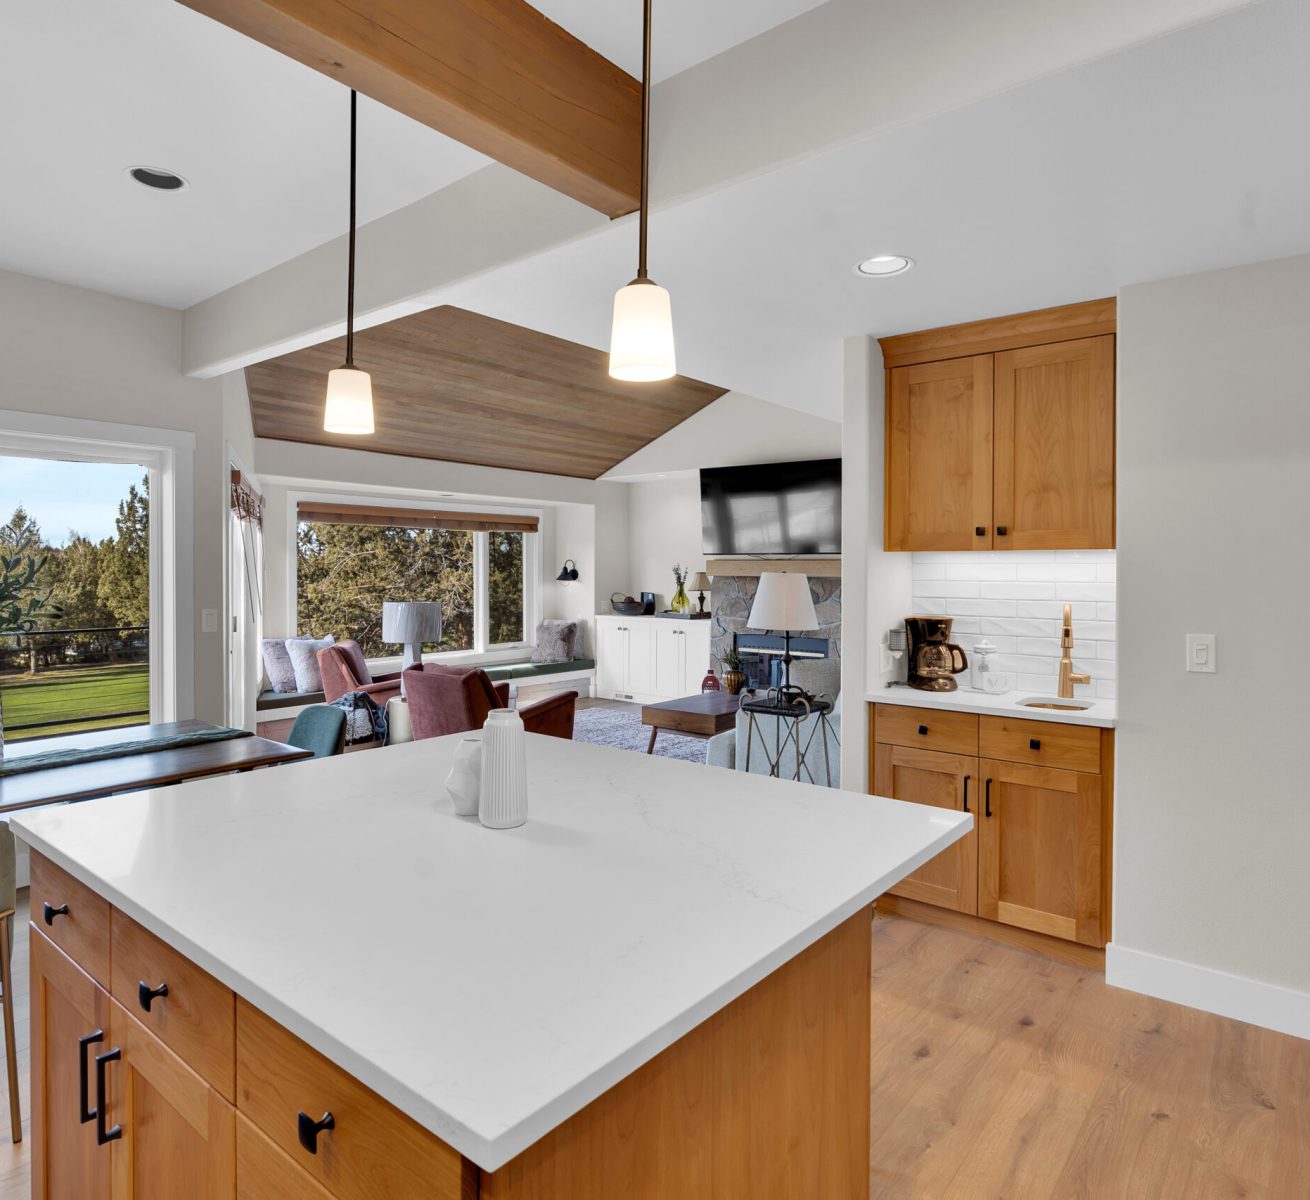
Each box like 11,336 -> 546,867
0,892 -> 1303,1198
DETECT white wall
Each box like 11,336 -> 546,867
841,336 -> 913,791
0,269 -> 227,722
911,551 -> 1116,700
1111,252 -> 1310,1039
624,478 -> 706,611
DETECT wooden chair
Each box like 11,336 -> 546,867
0,823 -> 21,1142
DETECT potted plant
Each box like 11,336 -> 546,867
718,647 -> 746,695
0,540 -> 60,762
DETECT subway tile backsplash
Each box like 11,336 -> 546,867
910,551 -> 1116,701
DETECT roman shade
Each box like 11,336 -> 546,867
296,501 -> 539,534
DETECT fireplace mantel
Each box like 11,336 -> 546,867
706,557 -> 841,578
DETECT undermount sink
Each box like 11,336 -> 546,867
1016,695 -> 1095,711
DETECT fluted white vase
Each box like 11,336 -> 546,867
444,736 -> 482,817
480,708 -> 527,829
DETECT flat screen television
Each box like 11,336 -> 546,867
700,458 -> 841,556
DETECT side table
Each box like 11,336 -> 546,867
741,693 -> 838,786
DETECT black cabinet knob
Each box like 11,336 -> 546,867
918,724 -> 928,735
1029,738 -> 1041,750
997,525 -> 1008,536
43,901 -> 69,926
138,981 -> 169,1013
975,526 -> 986,537
298,1110 -> 335,1154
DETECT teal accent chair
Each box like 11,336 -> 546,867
286,706 -> 347,759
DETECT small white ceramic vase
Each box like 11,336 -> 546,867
444,736 -> 482,817
480,708 -> 528,829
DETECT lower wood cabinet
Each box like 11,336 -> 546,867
871,703 -> 1112,950
872,745 -> 978,915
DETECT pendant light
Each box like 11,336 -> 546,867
324,89 -> 375,434
608,0 -> 676,383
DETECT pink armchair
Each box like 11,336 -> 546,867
404,664 -> 576,741
317,639 -> 403,706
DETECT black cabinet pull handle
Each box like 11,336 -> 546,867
138,981 -> 169,1013
43,902 -> 69,926
78,1029 -> 104,1124
985,778 -> 993,819
298,1110 -> 335,1154
94,1048 -> 122,1145
917,724 -> 928,736
1029,737 -> 1041,751
962,775 -> 971,813
997,525 -> 1008,536
975,526 -> 985,537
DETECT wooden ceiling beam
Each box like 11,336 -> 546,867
175,0 -> 642,217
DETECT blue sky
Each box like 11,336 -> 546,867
0,456 -> 146,546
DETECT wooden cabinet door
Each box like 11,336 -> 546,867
886,355 -> 994,550
596,621 -> 626,696
874,745 -> 979,914
625,621 -> 656,696
653,624 -> 685,697
993,335 -> 1115,549
31,930 -> 112,1200
105,999 -> 235,1200
979,759 -> 1104,947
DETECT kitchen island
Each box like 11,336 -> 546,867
15,732 -> 970,1199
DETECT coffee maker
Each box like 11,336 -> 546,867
904,616 -> 969,691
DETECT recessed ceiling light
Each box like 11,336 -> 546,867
854,254 -> 913,277
126,166 -> 188,192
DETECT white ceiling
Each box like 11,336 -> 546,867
434,0 -> 1310,421
0,0 -> 821,310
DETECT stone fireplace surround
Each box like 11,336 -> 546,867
709,575 -> 841,671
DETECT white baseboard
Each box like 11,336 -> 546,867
1107,942 -> 1310,1041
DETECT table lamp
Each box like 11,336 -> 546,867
382,601 -> 443,693
690,571 -> 712,613
747,573 -> 816,702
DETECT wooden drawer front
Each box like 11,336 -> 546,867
874,704 -> 978,756
238,1113 -> 336,1200
110,910 -> 235,1101
236,1000 -> 477,1200
29,851 -> 110,986
979,716 -> 1101,773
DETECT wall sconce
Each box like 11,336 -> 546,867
556,559 -> 579,584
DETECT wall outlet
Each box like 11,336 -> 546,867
1186,633 -> 1216,673
201,608 -> 219,634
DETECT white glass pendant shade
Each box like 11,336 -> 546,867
324,366 -> 374,434
609,280 -> 676,382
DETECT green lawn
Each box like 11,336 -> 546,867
0,662 -> 149,741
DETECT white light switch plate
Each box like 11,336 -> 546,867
1186,633 -> 1216,673
201,608 -> 219,634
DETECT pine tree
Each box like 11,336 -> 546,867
96,477 -> 150,629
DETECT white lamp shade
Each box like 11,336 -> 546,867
382,600 -> 442,646
690,572 -> 712,592
747,573 -> 817,633
609,281 -> 676,382
324,366 -> 375,434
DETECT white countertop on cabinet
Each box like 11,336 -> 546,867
868,684 -> 1116,728
12,733 -> 969,1172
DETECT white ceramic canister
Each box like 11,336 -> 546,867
480,708 -> 528,828
969,638 -> 1009,693
445,736 -> 482,817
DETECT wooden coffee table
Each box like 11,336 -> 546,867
641,692 -> 740,754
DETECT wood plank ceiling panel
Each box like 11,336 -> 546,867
245,306 -> 729,479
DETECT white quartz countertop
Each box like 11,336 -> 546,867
867,684 -> 1116,728
12,734 -> 969,1172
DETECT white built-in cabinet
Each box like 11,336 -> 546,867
595,615 -> 711,703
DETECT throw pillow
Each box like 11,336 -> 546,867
531,619 -> 579,664
286,635 -> 337,694
260,638 -> 298,693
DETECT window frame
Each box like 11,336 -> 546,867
288,491 -> 542,670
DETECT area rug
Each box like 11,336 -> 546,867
572,704 -> 711,764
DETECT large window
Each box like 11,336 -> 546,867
295,502 -> 537,660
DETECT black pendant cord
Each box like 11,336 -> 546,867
345,88 -> 358,367
636,0 -> 652,281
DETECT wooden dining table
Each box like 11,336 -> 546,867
0,719 -> 312,813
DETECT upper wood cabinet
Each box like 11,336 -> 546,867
882,300 -> 1116,551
